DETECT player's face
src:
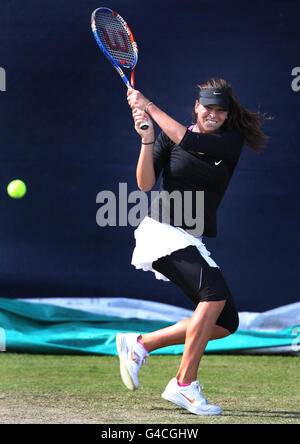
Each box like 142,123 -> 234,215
194,101 -> 228,133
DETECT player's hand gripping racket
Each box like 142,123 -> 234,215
91,7 -> 149,130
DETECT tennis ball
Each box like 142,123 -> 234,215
7,179 -> 27,199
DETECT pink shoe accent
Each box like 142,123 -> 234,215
137,339 -> 149,354
177,380 -> 191,387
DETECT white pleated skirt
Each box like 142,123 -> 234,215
131,216 -> 219,282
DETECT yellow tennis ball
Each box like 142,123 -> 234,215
7,179 -> 27,199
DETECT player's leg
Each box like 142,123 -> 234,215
116,245 -> 238,401
116,302 -> 237,393
175,299 -> 226,384
138,314 -> 231,353
152,246 -> 236,415
161,300 -> 226,416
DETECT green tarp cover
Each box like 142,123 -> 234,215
0,298 -> 298,355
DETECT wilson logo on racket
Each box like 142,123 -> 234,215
100,28 -> 130,53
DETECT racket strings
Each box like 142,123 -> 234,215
94,10 -> 136,68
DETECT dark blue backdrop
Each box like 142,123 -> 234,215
0,0 -> 299,311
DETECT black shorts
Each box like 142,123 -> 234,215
152,245 -> 239,333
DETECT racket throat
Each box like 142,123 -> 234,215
130,68 -> 136,89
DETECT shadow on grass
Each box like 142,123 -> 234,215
223,409 -> 300,419
151,406 -> 300,420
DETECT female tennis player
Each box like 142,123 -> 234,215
116,78 -> 269,415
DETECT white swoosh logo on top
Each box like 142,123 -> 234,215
215,160 -> 222,166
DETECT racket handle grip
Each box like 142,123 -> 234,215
134,108 -> 149,130
140,120 -> 149,130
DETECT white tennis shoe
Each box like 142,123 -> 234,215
162,378 -> 222,415
116,332 -> 149,391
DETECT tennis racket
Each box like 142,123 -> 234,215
91,7 -> 149,130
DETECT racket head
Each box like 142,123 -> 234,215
91,8 -> 138,73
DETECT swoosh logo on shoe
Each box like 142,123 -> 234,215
182,394 -> 196,404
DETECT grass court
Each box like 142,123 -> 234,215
0,352 -> 299,424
